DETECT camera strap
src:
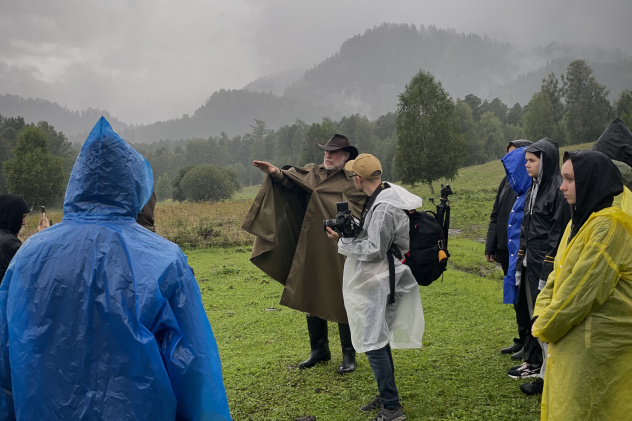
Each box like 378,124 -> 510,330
358,182 -> 391,228
357,182 -> 397,305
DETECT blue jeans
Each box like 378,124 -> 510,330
366,344 -> 400,410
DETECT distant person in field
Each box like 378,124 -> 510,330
0,194 -> 49,283
507,138 -> 569,396
242,134 -> 366,374
326,153 -> 424,421
592,117 -> 632,212
484,140 -> 532,359
0,117 -> 232,421
532,150 -> 632,419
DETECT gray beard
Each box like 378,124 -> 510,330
324,161 -> 345,171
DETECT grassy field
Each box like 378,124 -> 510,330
191,243 -> 542,421
17,143 -> 596,420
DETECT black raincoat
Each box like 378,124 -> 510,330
518,138 -> 570,303
0,195 -> 29,282
592,117 -> 632,189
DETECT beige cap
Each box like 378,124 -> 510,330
345,153 -> 382,179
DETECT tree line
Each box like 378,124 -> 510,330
2,59 -> 631,205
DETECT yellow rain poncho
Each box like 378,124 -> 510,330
532,150 -> 632,420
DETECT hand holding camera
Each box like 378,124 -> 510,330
323,202 -> 360,238
37,205 -> 50,232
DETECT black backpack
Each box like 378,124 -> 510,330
401,209 -> 449,286
387,185 -> 452,303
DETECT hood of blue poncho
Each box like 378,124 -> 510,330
63,117 -> 153,219
502,147 -> 531,195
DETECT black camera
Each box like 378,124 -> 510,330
323,202 -> 359,238
440,184 -> 453,201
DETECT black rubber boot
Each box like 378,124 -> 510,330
298,315 -> 331,369
337,322 -> 356,374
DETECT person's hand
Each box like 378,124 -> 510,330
37,213 -> 50,232
325,227 -> 339,241
485,254 -> 495,263
253,160 -> 280,176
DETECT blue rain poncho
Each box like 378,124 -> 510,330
501,147 -> 531,304
0,117 -> 232,420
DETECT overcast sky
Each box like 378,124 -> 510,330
1,0 -> 631,125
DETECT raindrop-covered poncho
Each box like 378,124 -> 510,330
532,150 -> 632,420
502,146 -> 531,305
0,117 -> 232,420
337,183 -> 424,353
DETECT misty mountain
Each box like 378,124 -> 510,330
0,94 -> 130,138
282,24 -> 631,118
1,23 -> 631,144
243,68 -> 306,96
113,89 -> 329,144
490,56 -> 632,106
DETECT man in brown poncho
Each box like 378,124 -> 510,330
242,134 -> 366,374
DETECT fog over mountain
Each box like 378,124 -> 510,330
1,1 -> 631,141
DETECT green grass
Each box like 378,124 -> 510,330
188,244 -> 541,421
19,144 -> 601,419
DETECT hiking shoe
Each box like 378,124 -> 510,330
360,396 -> 382,412
511,347 -> 525,361
371,406 -> 407,421
508,362 -> 541,379
500,339 -> 523,354
520,378 -> 544,395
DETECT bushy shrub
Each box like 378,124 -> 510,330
180,164 -> 240,202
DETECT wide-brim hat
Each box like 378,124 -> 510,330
317,134 -> 359,160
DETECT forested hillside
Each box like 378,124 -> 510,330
0,95 -> 129,137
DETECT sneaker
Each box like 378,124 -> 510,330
508,362 -> 541,379
511,347 -> 525,361
360,396 -> 382,412
500,339 -> 522,354
520,378 -> 544,395
371,406 -> 407,421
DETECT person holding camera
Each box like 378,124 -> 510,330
326,153 -> 423,421
242,134 -> 366,374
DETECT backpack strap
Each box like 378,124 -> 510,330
387,250 -> 396,304
386,208 -> 416,305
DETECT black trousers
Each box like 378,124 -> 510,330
495,249 -> 510,276
516,265 -> 543,365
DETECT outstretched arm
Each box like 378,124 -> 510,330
253,161 -> 280,177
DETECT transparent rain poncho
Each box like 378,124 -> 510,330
337,183 -> 424,353
533,150 -> 631,420
0,117 -> 231,420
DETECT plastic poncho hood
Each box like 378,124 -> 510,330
564,150 -> 623,240
64,117 -> 153,218
0,117 -> 232,421
592,117 -> 632,168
